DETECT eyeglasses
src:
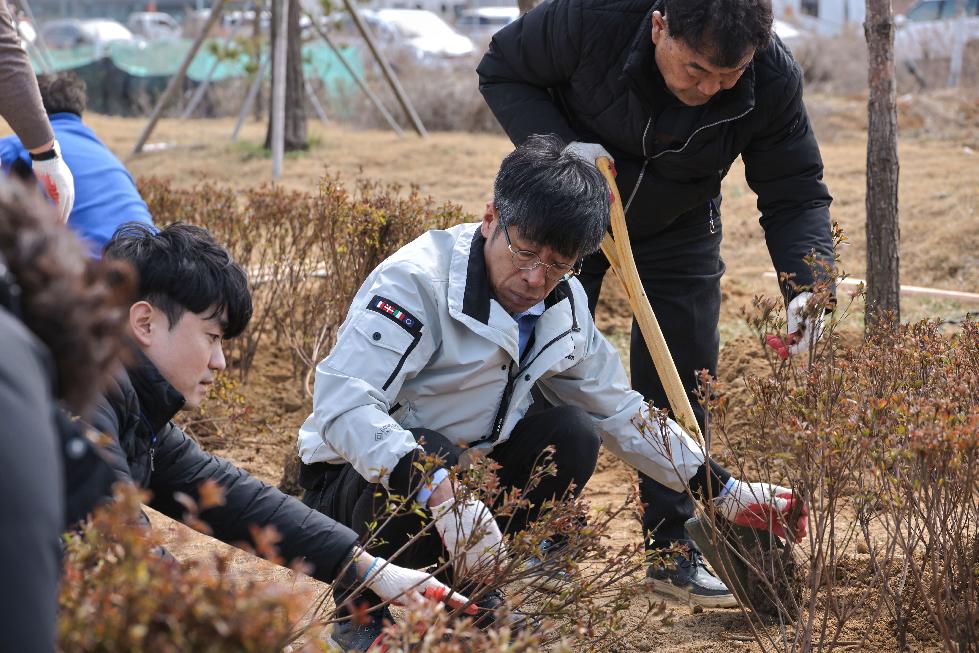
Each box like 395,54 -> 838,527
501,224 -> 582,281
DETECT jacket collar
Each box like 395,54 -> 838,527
447,224 -> 577,356
126,346 -> 185,432
623,2 -> 756,125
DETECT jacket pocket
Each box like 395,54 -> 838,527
326,310 -> 420,392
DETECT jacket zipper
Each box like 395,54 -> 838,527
623,105 -> 754,216
487,325 -> 578,443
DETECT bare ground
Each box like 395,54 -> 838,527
5,92 -> 977,650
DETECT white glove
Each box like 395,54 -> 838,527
364,557 -> 474,612
713,479 -> 807,542
563,141 -> 614,170
786,291 -> 825,357
431,496 -> 504,578
31,140 -> 75,223
765,291 -> 826,359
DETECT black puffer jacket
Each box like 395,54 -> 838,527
88,350 -> 359,583
477,0 -> 834,291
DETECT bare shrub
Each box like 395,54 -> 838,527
660,227 -> 979,651
309,451 -> 659,651
58,484 -> 319,652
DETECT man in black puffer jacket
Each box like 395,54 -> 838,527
478,0 -> 834,606
88,223 -> 469,650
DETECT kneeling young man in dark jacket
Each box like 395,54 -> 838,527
90,223 -> 468,626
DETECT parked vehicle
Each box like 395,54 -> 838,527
40,19 -> 135,55
773,18 -> 809,49
455,6 -> 518,39
895,0 -> 979,61
366,9 -> 475,59
126,12 -> 181,40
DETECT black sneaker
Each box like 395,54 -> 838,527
517,537 -> 573,593
470,586 -> 540,633
328,606 -> 393,652
646,551 -> 738,608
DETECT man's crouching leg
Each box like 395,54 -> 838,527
299,430 -> 461,651
489,405 -> 601,592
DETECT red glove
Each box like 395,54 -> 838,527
714,480 -> 808,542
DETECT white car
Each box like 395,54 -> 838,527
126,12 -> 181,40
40,18 -> 135,55
895,0 -> 979,61
368,9 -> 475,59
455,6 -> 519,40
773,18 -> 808,49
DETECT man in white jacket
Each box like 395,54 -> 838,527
297,135 -> 805,650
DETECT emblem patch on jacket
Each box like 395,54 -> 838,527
368,295 -> 423,335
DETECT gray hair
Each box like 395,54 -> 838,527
492,134 -> 610,260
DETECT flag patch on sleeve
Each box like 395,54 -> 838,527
367,295 -> 423,336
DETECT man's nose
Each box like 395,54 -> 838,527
698,76 -> 722,97
522,265 -> 548,288
211,344 -> 227,372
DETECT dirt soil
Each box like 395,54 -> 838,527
4,90 -> 976,651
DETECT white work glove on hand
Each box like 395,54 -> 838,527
365,557 -> 475,613
786,291 -> 825,356
713,479 -> 808,543
563,141 -> 615,172
431,496 -> 505,578
31,140 -> 75,223
765,291 -> 825,359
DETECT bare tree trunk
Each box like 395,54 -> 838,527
517,0 -> 540,16
864,0 -> 900,327
265,0 -> 307,151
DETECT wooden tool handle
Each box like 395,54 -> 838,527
596,157 -> 705,447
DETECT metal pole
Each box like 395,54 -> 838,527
947,0 -> 967,87
306,15 -> 403,136
304,76 -> 329,124
340,0 -> 427,137
271,0 -> 288,178
130,0 -> 229,156
231,53 -> 269,142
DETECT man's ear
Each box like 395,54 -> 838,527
129,301 -> 156,347
651,11 -> 666,45
480,201 -> 497,239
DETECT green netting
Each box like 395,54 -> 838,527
31,39 -> 363,90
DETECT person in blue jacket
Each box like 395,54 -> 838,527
0,72 -> 154,257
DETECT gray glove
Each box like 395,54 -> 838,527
563,141 -> 614,169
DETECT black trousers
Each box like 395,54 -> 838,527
579,205 -> 724,552
300,405 -> 601,608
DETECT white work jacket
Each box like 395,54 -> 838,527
297,223 -> 705,491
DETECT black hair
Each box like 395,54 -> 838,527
493,134 -> 610,260
663,0 -> 773,68
103,223 -> 253,339
36,72 -> 87,116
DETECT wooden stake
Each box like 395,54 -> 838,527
130,0 -> 229,156
306,14 -> 403,136
231,54 -> 269,142
340,0 -> 427,137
